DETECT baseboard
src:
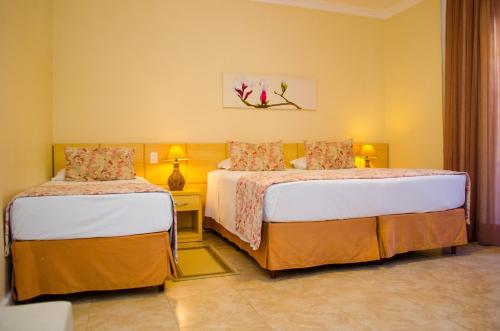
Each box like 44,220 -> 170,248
0,290 -> 13,306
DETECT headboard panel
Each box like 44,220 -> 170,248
185,143 -> 226,184
283,143 -> 299,166
185,143 -> 226,203
353,143 -> 388,169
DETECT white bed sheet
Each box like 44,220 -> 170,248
11,178 -> 173,241
205,169 -> 466,237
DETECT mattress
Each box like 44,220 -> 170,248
205,169 -> 466,236
11,178 -> 173,241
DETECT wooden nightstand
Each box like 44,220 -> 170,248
170,189 -> 203,242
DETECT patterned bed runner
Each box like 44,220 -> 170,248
235,168 -> 470,250
4,180 -> 177,259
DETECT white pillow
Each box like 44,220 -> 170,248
290,157 -> 307,170
52,169 -> 66,181
217,158 -> 231,170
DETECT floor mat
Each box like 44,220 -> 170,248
174,242 -> 238,281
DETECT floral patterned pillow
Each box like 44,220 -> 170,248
304,139 -> 355,170
228,141 -> 285,171
64,147 -> 136,181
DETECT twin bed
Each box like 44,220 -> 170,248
6,142 -> 469,300
7,147 -> 177,301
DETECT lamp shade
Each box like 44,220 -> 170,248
359,144 -> 376,157
167,145 -> 188,161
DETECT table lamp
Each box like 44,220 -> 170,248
165,145 -> 188,191
359,144 -> 377,168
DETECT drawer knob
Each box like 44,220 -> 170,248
175,202 -> 189,207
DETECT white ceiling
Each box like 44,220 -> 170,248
321,0 -> 403,10
253,0 -> 424,19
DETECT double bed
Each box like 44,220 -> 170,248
205,168 -> 469,275
7,146 -> 177,302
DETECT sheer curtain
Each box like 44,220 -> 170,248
444,0 -> 500,245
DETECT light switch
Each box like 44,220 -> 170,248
150,152 -> 158,164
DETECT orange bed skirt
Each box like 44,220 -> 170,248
378,208 -> 468,258
12,231 -> 175,301
205,208 -> 468,271
205,217 -> 381,271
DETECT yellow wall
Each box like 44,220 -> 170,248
52,0 -> 386,143
0,0 -> 53,301
383,0 -> 443,168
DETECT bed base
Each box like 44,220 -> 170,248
205,216 -> 381,271
205,208 -> 468,277
377,208 -> 467,258
11,231 -> 176,302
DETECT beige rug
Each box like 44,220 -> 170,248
174,242 -> 238,281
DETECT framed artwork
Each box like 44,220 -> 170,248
223,73 -> 316,110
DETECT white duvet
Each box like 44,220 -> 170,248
11,178 -> 173,241
205,169 -> 466,237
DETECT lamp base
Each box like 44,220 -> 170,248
365,157 -> 372,168
168,163 -> 185,191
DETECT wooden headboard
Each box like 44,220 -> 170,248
53,142 -> 388,203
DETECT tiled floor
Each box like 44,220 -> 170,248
44,232 -> 500,330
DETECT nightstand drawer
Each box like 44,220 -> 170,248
173,195 -> 200,211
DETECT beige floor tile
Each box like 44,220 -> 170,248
73,301 -> 90,331
234,277 -> 368,330
167,288 -> 270,329
337,298 -> 443,329
179,321 -> 273,331
406,319 -> 467,331
88,295 -> 178,331
180,324 -> 272,331
90,287 -> 164,303
450,308 -> 500,330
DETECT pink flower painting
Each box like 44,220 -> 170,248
234,80 -> 301,109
